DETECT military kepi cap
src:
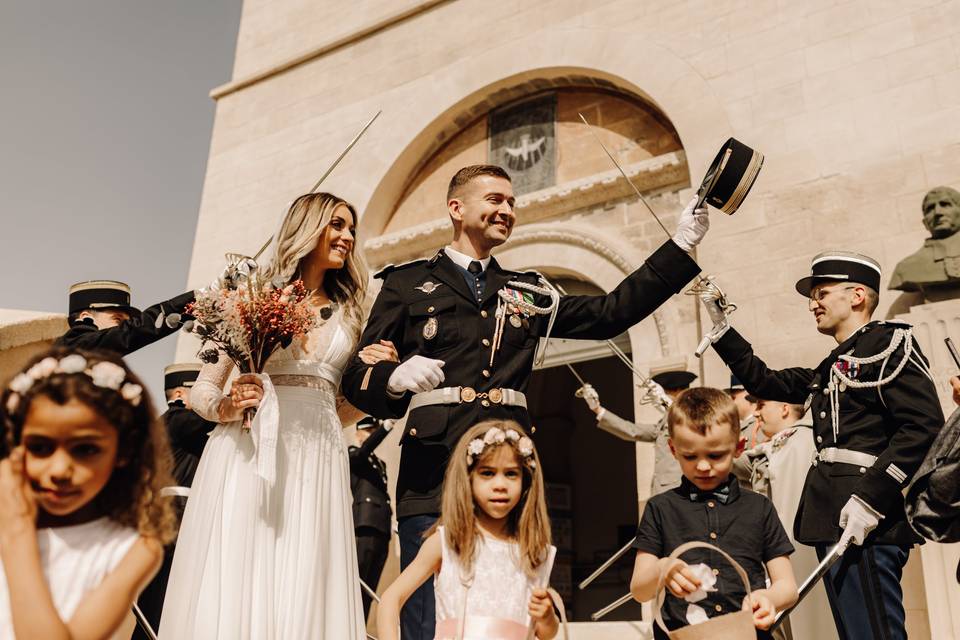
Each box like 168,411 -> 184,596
651,370 -> 697,390
68,280 -> 140,316
794,251 -> 882,297
164,363 -> 202,390
696,138 -> 764,215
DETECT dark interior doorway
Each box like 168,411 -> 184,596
527,354 -> 644,622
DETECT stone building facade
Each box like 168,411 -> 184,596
174,0 -> 960,636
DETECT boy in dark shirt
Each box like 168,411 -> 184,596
630,387 -> 798,639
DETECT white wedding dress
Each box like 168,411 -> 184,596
159,309 -> 366,639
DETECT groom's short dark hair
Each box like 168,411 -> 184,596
446,165 -> 511,202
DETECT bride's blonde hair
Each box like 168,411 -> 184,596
263,192 -> 369,338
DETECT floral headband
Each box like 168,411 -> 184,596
6,355 -> 143,414
466,426 -> 536,469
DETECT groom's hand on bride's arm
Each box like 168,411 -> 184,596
386,356 -> 445,395
358,340 -> 399,366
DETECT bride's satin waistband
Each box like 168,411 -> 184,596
434,616 -> 528,639
269,374 -> 332,391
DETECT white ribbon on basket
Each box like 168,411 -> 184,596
250,373 -> 280,484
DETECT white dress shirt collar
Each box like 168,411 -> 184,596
444,246 -> 491,272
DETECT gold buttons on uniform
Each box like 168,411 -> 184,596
409,428 -> 418,436
427,306 -> 435,313
707,501 -> 715,508
816,436 -> 823,443
709,532 -> 717,539
481,310 -> 488,318
482,369 -> 491,378
715,604 -> 722,612
859,467 -> 866,474
819,411 -> 826,418
482,339 -> 490,347
712,568 -> 719,576
481,400 -> 490,407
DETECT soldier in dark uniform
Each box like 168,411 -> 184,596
342,164 -> 708,639
133,363 -> 216,640
349,416 -> 393,619
698,251 -> 943,640
56,279 -> 195,356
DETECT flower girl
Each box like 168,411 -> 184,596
0,347 -> 174,639
378,420 -> 564,640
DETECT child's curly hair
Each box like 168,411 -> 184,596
1,346 -> 177,544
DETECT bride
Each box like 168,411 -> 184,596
160,192 -> 394,639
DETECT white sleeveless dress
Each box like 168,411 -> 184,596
0,517 -> 140,639
434,526 -> 555,640
160,310 -> 365,639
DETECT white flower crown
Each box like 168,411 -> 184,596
5,355 -> 143,414
466,426 -> 536,469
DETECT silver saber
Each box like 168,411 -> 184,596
578,536 -> 637,590
771,540 -> 848,631
578,113 -> 671,239
590,592 -> 634,621
132,603 -> 157,640
360,576 -> 381,603
252,110 -> 383,260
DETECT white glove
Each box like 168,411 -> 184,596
838,495 -> 883,547
671,196 -> 710,252
386,356 -> 445,394
576,384 -> 601,412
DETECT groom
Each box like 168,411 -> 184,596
342,164 -> 707,638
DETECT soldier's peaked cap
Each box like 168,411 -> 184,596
164,363 -> 202,390
651,370 -> 697,390
795,251 -> 882,297
68,280 -> 141,316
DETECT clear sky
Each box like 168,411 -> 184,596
0,0 -> 242,408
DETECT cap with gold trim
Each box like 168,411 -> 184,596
164,363 -> 202,391
794,251 -> 882,297
696,138 -> 764,215
68,280 -> 141,316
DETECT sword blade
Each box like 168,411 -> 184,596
578,112 -> 671,239
132,603 -> 158,640
310,110 -> 382,193
360,576 -> 381,603
771,540 -> 848,631
252,110 -> 383,260
590,592 -> 634,621
579,536 -> 637,590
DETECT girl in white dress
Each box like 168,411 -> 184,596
161,192 -> 389,639
0,347 -> 175,639
378,420 -> 562,640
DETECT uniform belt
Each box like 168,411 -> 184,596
408,386 -> 527,412
817,447 -> 878,467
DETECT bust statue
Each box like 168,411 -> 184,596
889,187 -> 960,306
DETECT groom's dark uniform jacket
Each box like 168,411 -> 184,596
342,239 -> 699,518
712,321 -> 943,545
57,290 -> 195,357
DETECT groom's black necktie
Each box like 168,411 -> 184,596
466,260 -> 485,302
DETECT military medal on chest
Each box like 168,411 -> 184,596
423,316 -> 438,340
488,281 -> 559,367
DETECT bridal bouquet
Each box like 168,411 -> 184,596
186,255 -> 320,427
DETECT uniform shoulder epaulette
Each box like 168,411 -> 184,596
877,319 -> 912,328
374,259 -> 427,280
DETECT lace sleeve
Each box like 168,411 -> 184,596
336,392 -> 365,428
189,356 -> 235,423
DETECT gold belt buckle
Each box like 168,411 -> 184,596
488,388 -> 503,404
460,387 -> 477,403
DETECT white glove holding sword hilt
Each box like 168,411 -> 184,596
838,495 -> 883,548
576,384 -> 601,413
671,196 -> 710,253
387,355 -> 445,394
688,276 -> 737,357
639,379 -> 672,412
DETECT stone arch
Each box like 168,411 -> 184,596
358,27 -> 730,235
